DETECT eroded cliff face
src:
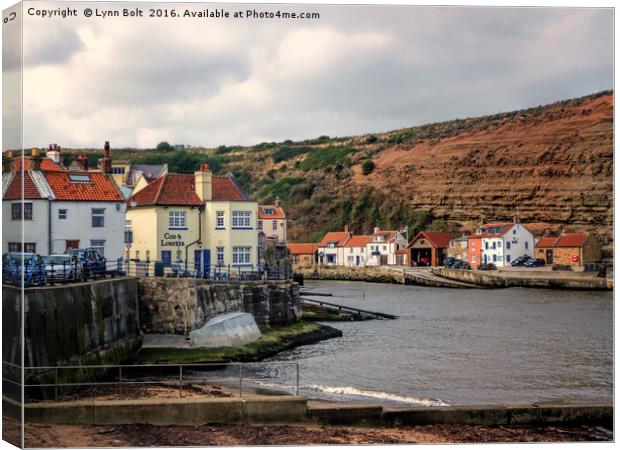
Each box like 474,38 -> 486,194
351,93 -> 613,249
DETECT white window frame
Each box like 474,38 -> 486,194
169,210 -> 186,229
232,211 -> 252,229
217,247 -> 225,266
91,208 -> 105,228
216,211 -> 225,229
58,209 -> 67,220
232,246 -> 251,265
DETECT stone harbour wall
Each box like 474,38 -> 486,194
137,278 -> 301,335
296,266 -> 406,284
3,278 -> 142,369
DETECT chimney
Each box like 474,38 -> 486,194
2,151 -> 14,173
194,162 -> 212,202
98,140 -> 112,174
31,148 -> 42,171
374,226 -> 380,234
76,154 -> 88,171
275,196 -> 281,207
344,224 -> 350,233
47,143 -> 62,164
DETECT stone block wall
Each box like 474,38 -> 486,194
137,278 -> 301,335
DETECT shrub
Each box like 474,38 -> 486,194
298,146 -> 356,171
361,160 -> 375,175
365,134 -> 378,144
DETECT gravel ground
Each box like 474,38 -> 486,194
10,421 -> 612,447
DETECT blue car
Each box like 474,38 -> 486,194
2,252 -> 47,286
64,248 -> 107,278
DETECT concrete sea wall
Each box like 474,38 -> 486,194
2,278 -> 142,369
434,268 -> 612,290
137,278 -> 301,335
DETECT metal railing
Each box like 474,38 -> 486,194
2,259 -> 293,287
3,361 -> 299,402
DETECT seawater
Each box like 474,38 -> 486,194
266,280 -> 613,407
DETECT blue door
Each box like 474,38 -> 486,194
194,250 -> 202,273
483,254 -> 488,264
355,256 -> 360,266
161,251 -> 172,265
203,249 -> 211,275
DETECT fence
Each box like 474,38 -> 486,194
2,361 -> 299,402
2,258 -> 292,288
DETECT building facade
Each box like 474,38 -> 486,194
343,235 -> 371,267
317,226 -> 352,266
407,231 -> 451,266
288,243 -> 319,270
126,164 -> 258,272
535,232 -> 601,266
365,228 -> 408,266
258,201 -> 287,243
467,221 -> 535,267
2,150 -> 126,260
447,234 -> 469,262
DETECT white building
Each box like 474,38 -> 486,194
317,226 -> 352,266
2,150 -> 126,260
468,221 -> 535,267
365,228 -> 408,266
343,235 -> 370,267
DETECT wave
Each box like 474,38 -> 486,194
305,384 -> 448,406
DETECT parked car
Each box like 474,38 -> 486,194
524,258 -> 546,268
65,248 -> 107,278
511,255 -> 533,267
44,254 -> 81,282
2,252 -> 47,286
478,263 -> 497,271
443,257 -> 456,267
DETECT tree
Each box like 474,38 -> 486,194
156,141 -> 172,152
361,160 -> 375,175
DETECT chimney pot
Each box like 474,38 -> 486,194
200,162 -> 210,171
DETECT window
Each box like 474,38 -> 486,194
12,203 -> 33,220
145,250 -> 151,261
112,167 -> 125,175
513,229 -> 516,235
506,242 -> 511,249
8,243 -> 36,253
90,240 -> 105,257
217,247 -> 225,266
327,254 -> 336,264
327,243 -> 335,248
169,211 -> 186,229
216,211 -> 225,229
525,241 -> 529,250
24,243 -> 36,253
347,256 -> 354,263
506,255 -> 511,262
472,255 -> 476,262
135,250 -> 140,260
272,220 -> 277,230
492,254 -> 497,262
232,246 -> 251,264
161,251 -> 172,265
498,241 -> 502,248
68,173 -> 92,183
232,211 -> 252,228
8,243 -> 20,252
485,242 -> 489,250
382,245 -> 387,251
91,208 -> 105,228
472,243 -> 476,250
58,209 -> 67,220
263,208 -> 275,215
257,220 -> 263,230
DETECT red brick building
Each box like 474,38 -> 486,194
535,232 -> 602,266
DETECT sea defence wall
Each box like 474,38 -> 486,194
137,278 -> 301,335
296,267 -> 406,284
433,268 -> 612,290
2,278 -> 142,369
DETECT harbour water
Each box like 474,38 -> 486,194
267,281 -> 613,407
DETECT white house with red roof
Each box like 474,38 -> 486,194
258,198 -> 287,243
467,220 -> 535,267
126,163 -> 258,273
343,235 -> 371,267
317,225 -> 352,266
2,145 -> 127,259
365,227 -> 408,266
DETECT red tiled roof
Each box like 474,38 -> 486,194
128,173 -> 249,207
13,157 -> 64,172
536,232 -> 590,248
471,223 -> 513,238
535,237 -> 557,248
288,243 -> 320,255
345,235 -> 371,248
3,172 -> 43,200
213,175 -> 248,201
319,231 -> 351,247
258,205 -> 286,219
45,171 -> 124,201
409,231 -> 452,248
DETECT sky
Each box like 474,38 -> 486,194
2,2 -> 614,149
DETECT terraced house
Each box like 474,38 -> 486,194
2,149 -> 126,259
126,163 -> 258,272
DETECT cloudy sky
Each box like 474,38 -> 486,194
3,2 -> 614,149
